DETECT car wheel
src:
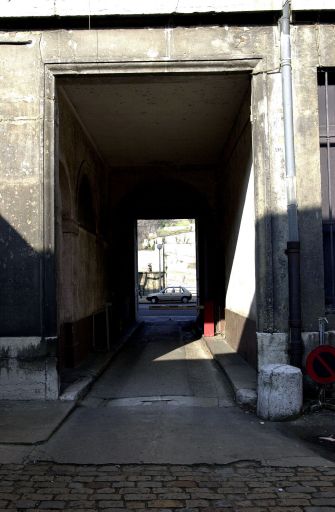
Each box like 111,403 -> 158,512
151,297 -> 158,304
181,297 -> 188,304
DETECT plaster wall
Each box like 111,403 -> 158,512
217,90 -> 257,367
0,35 -> 57,398
224,161 -> 257,367
290,24 -> 333,333
57,92 -> 111,369
251,67 -> 290,337
0,38 -> 43,337
58,92 -> 109,324
255,22 -> 335,367
0,23 -> 279,398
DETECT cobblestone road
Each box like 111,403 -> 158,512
1,462 -> 334,511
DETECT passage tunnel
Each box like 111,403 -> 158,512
55,71 -> 257,374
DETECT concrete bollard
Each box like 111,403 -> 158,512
257,364 -> 303,421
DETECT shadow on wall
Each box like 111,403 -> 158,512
0,214 -> 111,368
0,215 -> 59,399
0,215 -> 45,337
224,296 -> 257,369
219,153 -> 258,368
0,201 -> 327,371
223,202 -> 325,370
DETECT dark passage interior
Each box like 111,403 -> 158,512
55,72 -> 257,379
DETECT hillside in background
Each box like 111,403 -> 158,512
137,219 -> 197,292
137,219 -> 194,249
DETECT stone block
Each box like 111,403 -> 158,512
257,333 -> 289,368
236,388 -> 257,407
257,364 -> 302,420
0,337 -> 59,400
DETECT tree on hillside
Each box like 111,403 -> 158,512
137,219 -> 162,248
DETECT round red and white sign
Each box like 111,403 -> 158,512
306,345 -> 335,384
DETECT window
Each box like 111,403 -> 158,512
318,70 -> 335,311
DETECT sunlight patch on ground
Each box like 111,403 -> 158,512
153,340 -> 211,362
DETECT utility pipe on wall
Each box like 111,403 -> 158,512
280,0 -> 303,368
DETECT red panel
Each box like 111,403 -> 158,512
204,300 -> 215,337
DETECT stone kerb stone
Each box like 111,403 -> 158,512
257,364 -> 303,421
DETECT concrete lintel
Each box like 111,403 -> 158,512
1,0 -> 283,18
4,1 -> 333,19
7,0 -> 335,18
46,58 -> 261,74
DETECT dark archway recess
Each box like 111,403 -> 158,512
77,174 -> 96,234
110,176 -> 219,330
121,178 -> 209,219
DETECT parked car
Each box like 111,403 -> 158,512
146,286 -> 192,304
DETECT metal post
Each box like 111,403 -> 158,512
318,317 -> 328,345
162,242 -> 165,288
157,243 -> 162,290
281,0 -> 303,367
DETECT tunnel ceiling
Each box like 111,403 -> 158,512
58,73 -> 250,167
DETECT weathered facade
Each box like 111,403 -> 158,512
1,0 -> 335,399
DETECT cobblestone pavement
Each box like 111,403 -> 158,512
0,461 -> 335,511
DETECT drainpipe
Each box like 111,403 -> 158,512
280,0 -> 303,368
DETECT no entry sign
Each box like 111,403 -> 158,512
306,345 -> 335,384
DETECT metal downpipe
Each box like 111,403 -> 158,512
281,0 -> 303,368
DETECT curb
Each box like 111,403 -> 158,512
203,336 -> 257,408
59,322 -> 142,402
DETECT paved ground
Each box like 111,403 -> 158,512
1,319 -> 335,510
0,402 -> 74,444
28,321 -> 333,466
1,461 -> 335,511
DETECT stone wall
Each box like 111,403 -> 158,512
58,91 -> 109,322
0,34 -> 55,398
57,91 -> 110,367
1,18 -> 333,396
